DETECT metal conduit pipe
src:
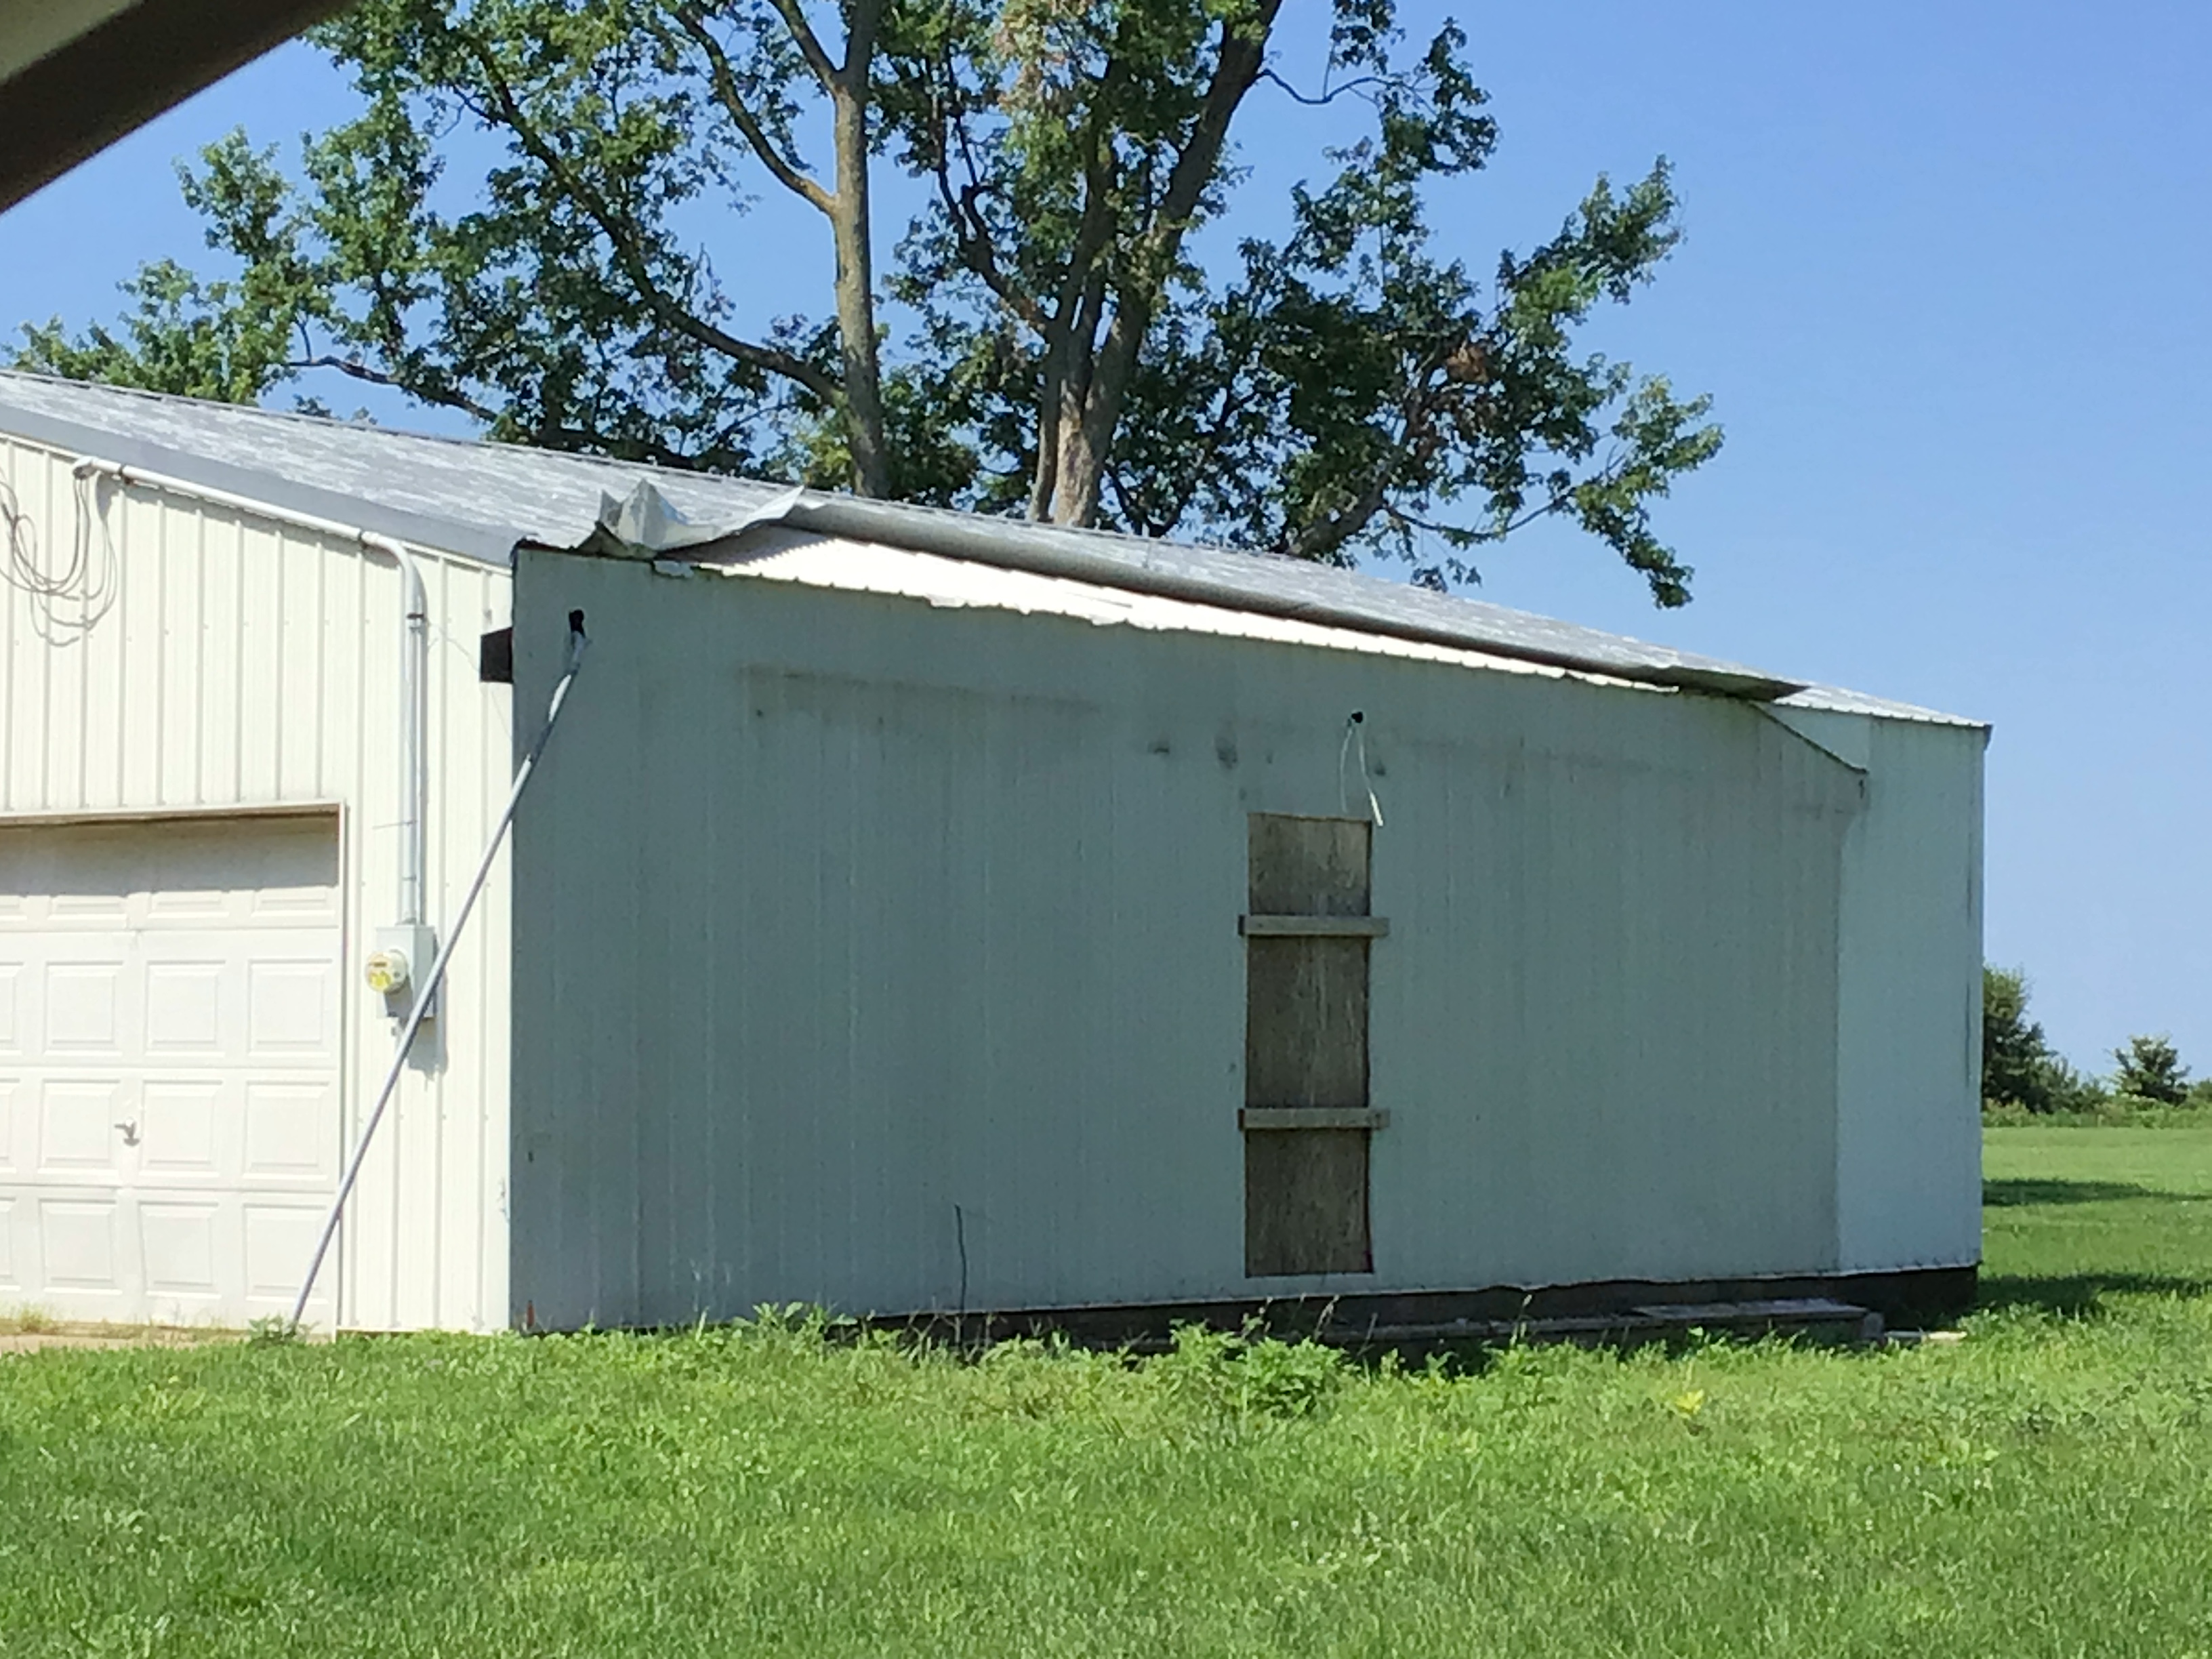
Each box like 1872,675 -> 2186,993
363,532 -> 430,929
71,457 -> 433,936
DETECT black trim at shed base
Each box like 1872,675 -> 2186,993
899,1266 -> 1978,1353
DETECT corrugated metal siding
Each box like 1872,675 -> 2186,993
1375,706 -> 1856,1290
1774,705 -> 1984,1271
511,546 -> 1869,1329
0,432 -> 513,1331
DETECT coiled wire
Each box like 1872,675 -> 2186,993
0,464 -> 121,644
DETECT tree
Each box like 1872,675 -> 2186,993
1982,964 -> 2102,1115
1981,965 -> 2043,1109
2112,1033 -> 2190,1107
12,0 -> 1722,602
1990,973 -> 2106,1119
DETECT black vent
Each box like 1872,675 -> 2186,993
478,627 -> 514,683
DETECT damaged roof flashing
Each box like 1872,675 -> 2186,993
583,478 -> 1805,701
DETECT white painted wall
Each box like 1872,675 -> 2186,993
1772,706 -> 1985,1271
510,542 -> 1881,1330
0,432 -> 514,1330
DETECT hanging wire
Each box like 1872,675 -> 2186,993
0,464 -> 123,644
1338,710 -> 1385,827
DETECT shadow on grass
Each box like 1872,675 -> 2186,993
1982,1177 -> 2167,1207
1976,1272 -> 2212,1318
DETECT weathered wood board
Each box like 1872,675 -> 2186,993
1244,814 -> 1378,1276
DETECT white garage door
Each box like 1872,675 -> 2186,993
0,815 -> 342,1327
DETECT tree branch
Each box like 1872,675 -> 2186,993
291,352 -> 502,425
1157,375 -> 1261,531
840,0 -> 884,90
1286,476 -> 1392,562
668,4 -> 834,215
1057,1 -> 1282,522
1257,68 -> 1388,107
449,27 -> 842,405
307,350 -> 747,470
766,0 -> 838,88
924,79 -> 1046,330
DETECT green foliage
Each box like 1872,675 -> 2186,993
1145,1322 -> 1347,1422
2112,1033 -> 2192,1107
6,1130 -> 2212,1653
14,259 -> 298,405
9,0 -> 1721,602
1982,964 -> 2106,1115
1983,1096 -> 2212,1129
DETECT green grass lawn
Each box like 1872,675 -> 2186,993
1982,1123 -> 2212,1305
5,1130 -> 2212,1658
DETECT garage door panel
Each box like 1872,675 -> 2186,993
0,815 -> 341,1326
39,1196 -> 125,1294
245,1204 -> 331,1311
140,1080 -> 223,1176
243,1080 -> 339,1185
43,961 -> 123,1052
37,1078 -> 127,1176
144,886 -> 230,924
249,879 -> 340,922
0,1196 -> 14,1286
47,888 -> 128,923
145,960 -> 225,1056
140,1201 -> 223,1297
247,960 -> 337,1061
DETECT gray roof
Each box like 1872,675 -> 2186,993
0,370 -> 1973,720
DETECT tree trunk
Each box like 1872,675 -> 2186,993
829,80 -> 889,498
1027,1 -> 1279,529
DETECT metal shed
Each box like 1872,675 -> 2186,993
0,372 -> 1986,1334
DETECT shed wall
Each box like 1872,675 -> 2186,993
1773,706 -> 1984,1271
0,433 -> 513,1330
511,545 -> 1868,1329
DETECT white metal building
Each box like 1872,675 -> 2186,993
0,373 -> 1986,1335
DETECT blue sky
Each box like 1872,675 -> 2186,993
3,1 -> 2205,1073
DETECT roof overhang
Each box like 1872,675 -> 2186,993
0,0 -> 348,212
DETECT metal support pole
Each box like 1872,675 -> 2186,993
289,612 -> 588,1330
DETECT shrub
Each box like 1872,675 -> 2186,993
2112,1034 -> 2192,1106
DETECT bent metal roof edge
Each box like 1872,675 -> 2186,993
0,371 -> 1979,724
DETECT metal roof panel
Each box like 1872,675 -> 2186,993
0,369 -> 1967,717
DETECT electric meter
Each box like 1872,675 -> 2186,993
367,925 -> 438,1019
